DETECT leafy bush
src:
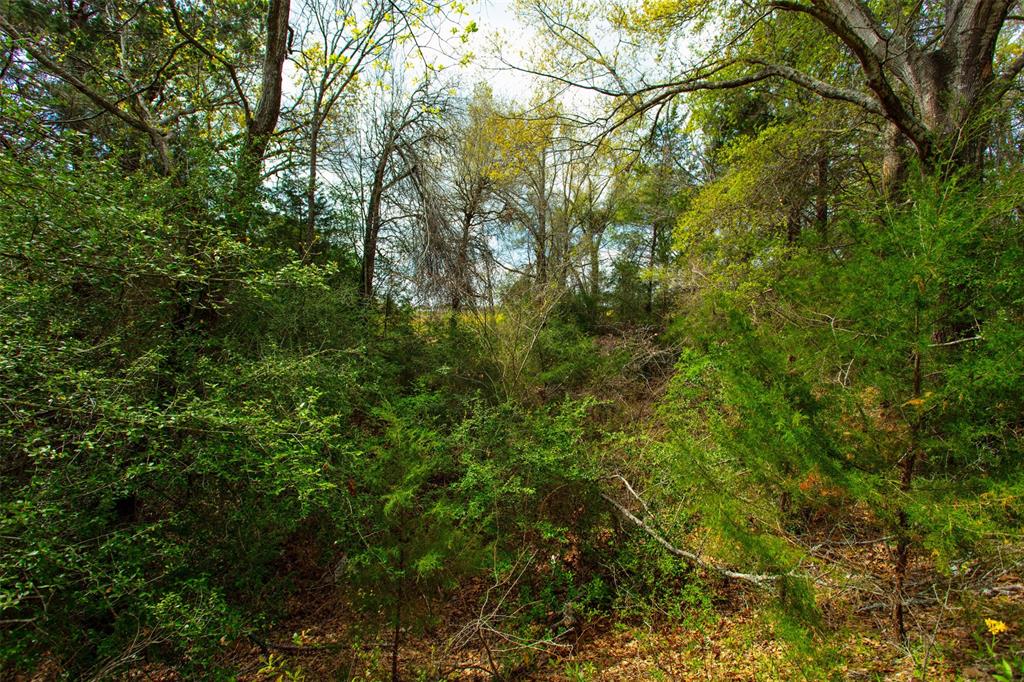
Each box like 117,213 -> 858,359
661,172 -> 1024,625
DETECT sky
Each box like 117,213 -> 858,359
282,0 -> 607,112
456,0 -> 540,99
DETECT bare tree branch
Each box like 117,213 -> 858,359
602,476 -> 780,587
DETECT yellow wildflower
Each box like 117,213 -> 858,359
985,618 -> 1009,636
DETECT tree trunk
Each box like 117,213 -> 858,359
882,124 -> 909,196
815,156 -> 829,238
785,210 -> 801,245
535,212 -> 548,285
534,155 -> 549,285
453,208 -> 473,311
360,152 -> 389,300
360,209 -> 382,301
304,112 -> 321,262
236,0 -> 291,207
587,222 -> 601,324
893,312 -> 923,643
646,220 -> 660,317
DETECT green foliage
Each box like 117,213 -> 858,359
534,320 -> 605,390
663,171 -> 1024,621
0,139 -> 614,675
563,660 -> 598,681
605,537 -> 714,627
258,653 -> 308,681
0,148 -> 359,672
4,0 -> 1024,676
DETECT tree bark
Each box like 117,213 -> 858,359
360,150 -> 389,300
304,112 -> 321,262
881,124 -> 909,196
766,0 -> 1017,177
236,0 -> 291,205
533,150 -> 549,285
453,207 -> 474,311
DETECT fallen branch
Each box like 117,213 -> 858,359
247,634 -> 348,654
601,476 -> 779,587
981,584 -> 1024,597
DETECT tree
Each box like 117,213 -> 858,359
167,0 -> 295,197
288,0 -> 468,261
609,109 -> 694,321
664,174 -> 1024,641
343,75 -> 447,300
515,0 -> 1024,181
764,0 -> 1021,174
0,0 -> 197,175
487,101 -> 562,285
290,0 -> 375,260
235,0 -> 291,203
444,83 -> 504,312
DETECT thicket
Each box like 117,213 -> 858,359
665,171 -> 1024,630
0,147 -> 628,676
3,0 -> 1024,679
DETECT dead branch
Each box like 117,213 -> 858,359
602,475 -> 780,587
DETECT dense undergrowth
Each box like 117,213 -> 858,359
3,148 -> 1023,680
3,0 -> 1024,678
0,151 -> 660,677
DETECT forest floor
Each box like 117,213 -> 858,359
217,333 -> 1021,682
204,555 -> 1023,681
115,333 -> 1024,681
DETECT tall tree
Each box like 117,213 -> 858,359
289,0 -> 464,261
516,0 -> 1024,180
346,76 -> 446,300
489,103 -> 560,285
0,1 -> 194,175
445,83 -> 504,311
234,0 -> 291,205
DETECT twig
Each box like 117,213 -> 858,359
928,335 -> 983,347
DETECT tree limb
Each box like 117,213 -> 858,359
990,50 -> 1024,101
817,0 -> 916,86
746,59 -> 885,114
601,477 -> 779,587
167,0 -> 250,122
0,13 -> 174,173
0,14 -> 163,138
770,0 -> 931,154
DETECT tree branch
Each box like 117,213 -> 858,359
746,59 -> 885,114
0,14 -> 159,137
0,13 -> 174,173
817,0 -> 916,85
167,0 -> 250,122
771,0 -> 931,155
990,48 -> 1024,101
602,476 -> 780,587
